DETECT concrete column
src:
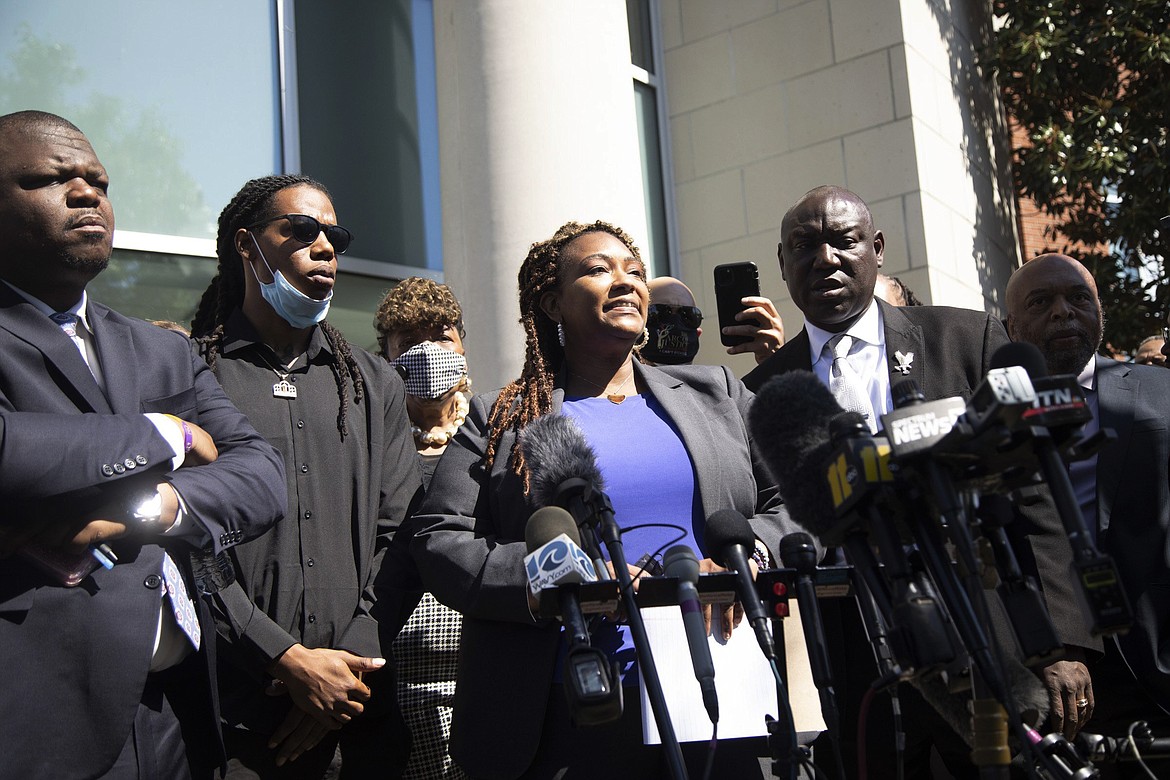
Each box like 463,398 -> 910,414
432,0 -> 649,391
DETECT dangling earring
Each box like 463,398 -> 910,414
633,327 -> 649,351
557,323 -> 566,347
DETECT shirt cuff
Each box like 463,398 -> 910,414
144,413 -> 186,471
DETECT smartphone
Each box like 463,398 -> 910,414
714,261 -> 761,347
19,543 -> 100,587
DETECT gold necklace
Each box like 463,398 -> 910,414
570,370 -> 635,404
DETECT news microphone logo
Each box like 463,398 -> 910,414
881,397 -> 966,457
524,534 -> 598,592
826,436 -> 895,512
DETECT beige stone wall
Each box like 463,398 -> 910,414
658,0 -> 1021,375
433,0 -> 649,392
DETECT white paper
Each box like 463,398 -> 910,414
639,602 -> 827,744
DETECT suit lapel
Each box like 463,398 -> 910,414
0,284 -> 111,413
780,329 -> 813,372
89,302 -> 140,414
1094,356 -> 1133,534
879,300 -> 926,396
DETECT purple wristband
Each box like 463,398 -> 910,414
180,420 -> 193,453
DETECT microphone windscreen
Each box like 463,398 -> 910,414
702,509 -> 755,564
524,505 -> 582,553
990,341 -> 1049,377
749,371 -> 843,541
663,544 -> 701,584
518,413 -> 605,508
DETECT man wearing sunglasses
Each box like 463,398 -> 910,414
190,175 -> 423,778
644,276 -> 784,365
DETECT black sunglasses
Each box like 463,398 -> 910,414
648,303 -> 703,329
248,213 -> 354,254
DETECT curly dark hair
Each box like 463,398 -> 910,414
373,276 -> 465,357
190,174 -> 364,439
889,275 -> 924,307
483,220 -> 642,491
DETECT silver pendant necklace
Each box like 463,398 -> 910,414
257,351 -> 302,399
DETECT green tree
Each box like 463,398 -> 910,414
984,1 -> 1170,353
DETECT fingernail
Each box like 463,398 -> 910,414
371,657 -> 386,667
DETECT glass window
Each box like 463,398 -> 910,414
628,0 -> 674,278
634,82 -> 669,278
0,0 -> 280,240
2,0 -> 441,349
627,0 -> 655,73
89,251 -> 220,328
293,0 -> 440,271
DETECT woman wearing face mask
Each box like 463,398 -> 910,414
374,277 -> 471,780
190,175 -> 423,778
375,277 -> 472,485
403,221 -> 804,779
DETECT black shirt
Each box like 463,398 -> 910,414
207,309 -> 423,729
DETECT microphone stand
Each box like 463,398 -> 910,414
581,485 -> 688,780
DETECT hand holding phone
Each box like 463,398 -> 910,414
714,262 -> 761,347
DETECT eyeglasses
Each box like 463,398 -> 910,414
248,214 -> 354,254
648,303 -> 703,329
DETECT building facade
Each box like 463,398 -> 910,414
1,0 -> 1021,390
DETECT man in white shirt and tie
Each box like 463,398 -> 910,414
745,185 -> 1091,777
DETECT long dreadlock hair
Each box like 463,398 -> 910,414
483,220 -> 642,492
190,174 -> 365,439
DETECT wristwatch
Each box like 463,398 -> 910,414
132,489 -> 167,534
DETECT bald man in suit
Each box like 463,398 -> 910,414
745,186 -> 1089,777
1007,254 -> 1170,755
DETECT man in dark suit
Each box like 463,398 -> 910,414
743,185 -> 1091,776
0,110 -> 286,778
1006,253 -> 1170,747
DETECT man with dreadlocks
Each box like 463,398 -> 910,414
190,174 -> 423,778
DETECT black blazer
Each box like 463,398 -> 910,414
1094,357 -> 1170,709
0,283 -> 286,778
407,361 -> 801,779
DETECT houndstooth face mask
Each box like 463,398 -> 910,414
390,341 -> 467,399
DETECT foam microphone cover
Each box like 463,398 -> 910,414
749,371 -> 844,541
518,413 -> 606,509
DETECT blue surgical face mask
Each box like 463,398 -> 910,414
247,232 -> 332,329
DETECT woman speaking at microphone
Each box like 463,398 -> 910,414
406,220 -> 801,779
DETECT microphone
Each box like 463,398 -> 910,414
663,544 -> 718,725
780,533 -> 841,733
523,506 -> 621,725
703,509 -> 776,661
828,412 -> 958,675
749,371 -> 846,539
521,414 -> 687,772
520,413 -> 612,576
750,373 -> 913,668
999,342 -> 1133,636
524,506 -> 599,606
992,341 -> 1089,437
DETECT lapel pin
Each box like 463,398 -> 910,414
893,350 -> 914,375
